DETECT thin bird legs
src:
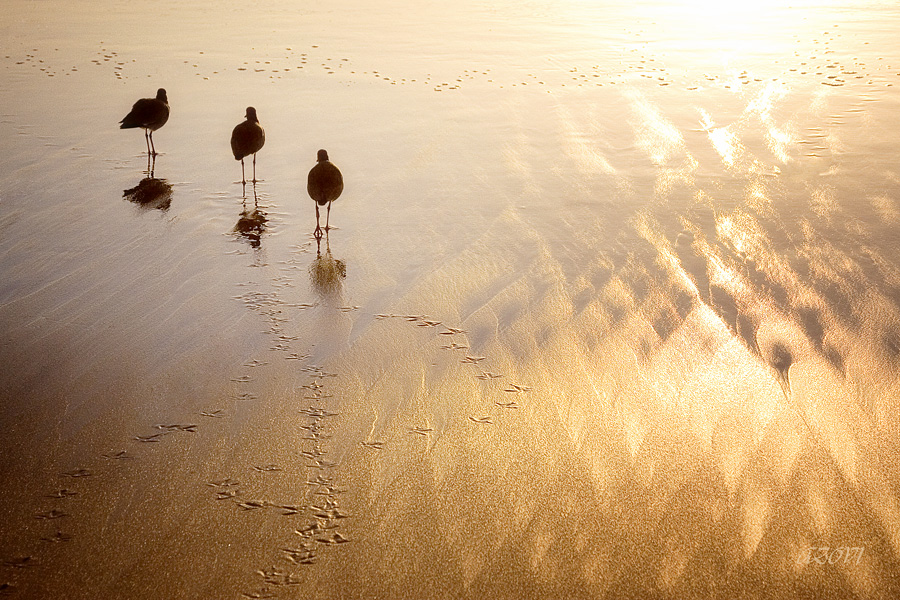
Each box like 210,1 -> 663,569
142,129 -> 159,157
240,173 -> 258,200
239,154 -> 259,185
314,201 -> 333,238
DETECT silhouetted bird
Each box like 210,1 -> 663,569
231,107 -> 265,184
120,88 -> 169,156
307,149 -> 343,235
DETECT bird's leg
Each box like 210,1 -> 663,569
315,204 -> 322,238
325,202 -> 331,231
144,130 -> 151,156
149,131 -> 157,157
240,159 -> 246,185
252,153 -> 257,183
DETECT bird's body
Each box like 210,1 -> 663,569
307,149 -> 343,234
231,107 -> 265,184
120,88 -> 169,155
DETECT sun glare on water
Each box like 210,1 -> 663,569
616,0 -> 850,40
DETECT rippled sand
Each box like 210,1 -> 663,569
1,0 -> 899,598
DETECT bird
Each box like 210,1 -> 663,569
119,88 -> 169,156
230,107 -> 266,184
307,149 -> 343,235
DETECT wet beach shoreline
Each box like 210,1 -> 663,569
2,1 -> 900,598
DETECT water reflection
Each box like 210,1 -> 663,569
122,154 -> 173,211
309,231 -> 346,296
233,183 -> 267,248
5,1 -> 900,597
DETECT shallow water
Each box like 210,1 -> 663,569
1,1 -> 900,598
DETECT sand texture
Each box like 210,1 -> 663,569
1,1 -> 900,598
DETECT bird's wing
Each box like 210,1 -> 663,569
121,98 -> 169,129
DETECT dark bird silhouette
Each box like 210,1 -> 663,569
231,107 -> 265,184
307,149 -> 343,236
120,88 -> 169,156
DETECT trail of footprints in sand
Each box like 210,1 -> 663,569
232,311 -> 534,599
223,305 -> 534,598
0,243 -> 319,597
0,413 -> 207,596
373,313 -> 532,423
229,363 -> 352,600
227,310 -> 532,597
224,243 -> 354,599
1,251 -> 530,598
8,28 -> 900,92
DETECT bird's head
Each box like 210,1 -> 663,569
317,149 -> 329,162
246,107 -> 259,122
156,88 -> 168,102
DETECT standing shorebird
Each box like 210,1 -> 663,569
120,88 -> 169,156
231,107 -> 266,184
307,149 -> 343,236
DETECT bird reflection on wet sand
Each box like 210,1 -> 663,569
6,1 -> 900,598
233,183 -> 267,248
309,231 -> 345,296
122,154 -> 173,211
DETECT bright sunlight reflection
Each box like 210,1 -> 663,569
3,0 -> 900,597
622,0 -> 849,41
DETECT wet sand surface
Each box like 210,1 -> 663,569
2,0 -> 900,598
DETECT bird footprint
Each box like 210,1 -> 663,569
468,416 -> 494,424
